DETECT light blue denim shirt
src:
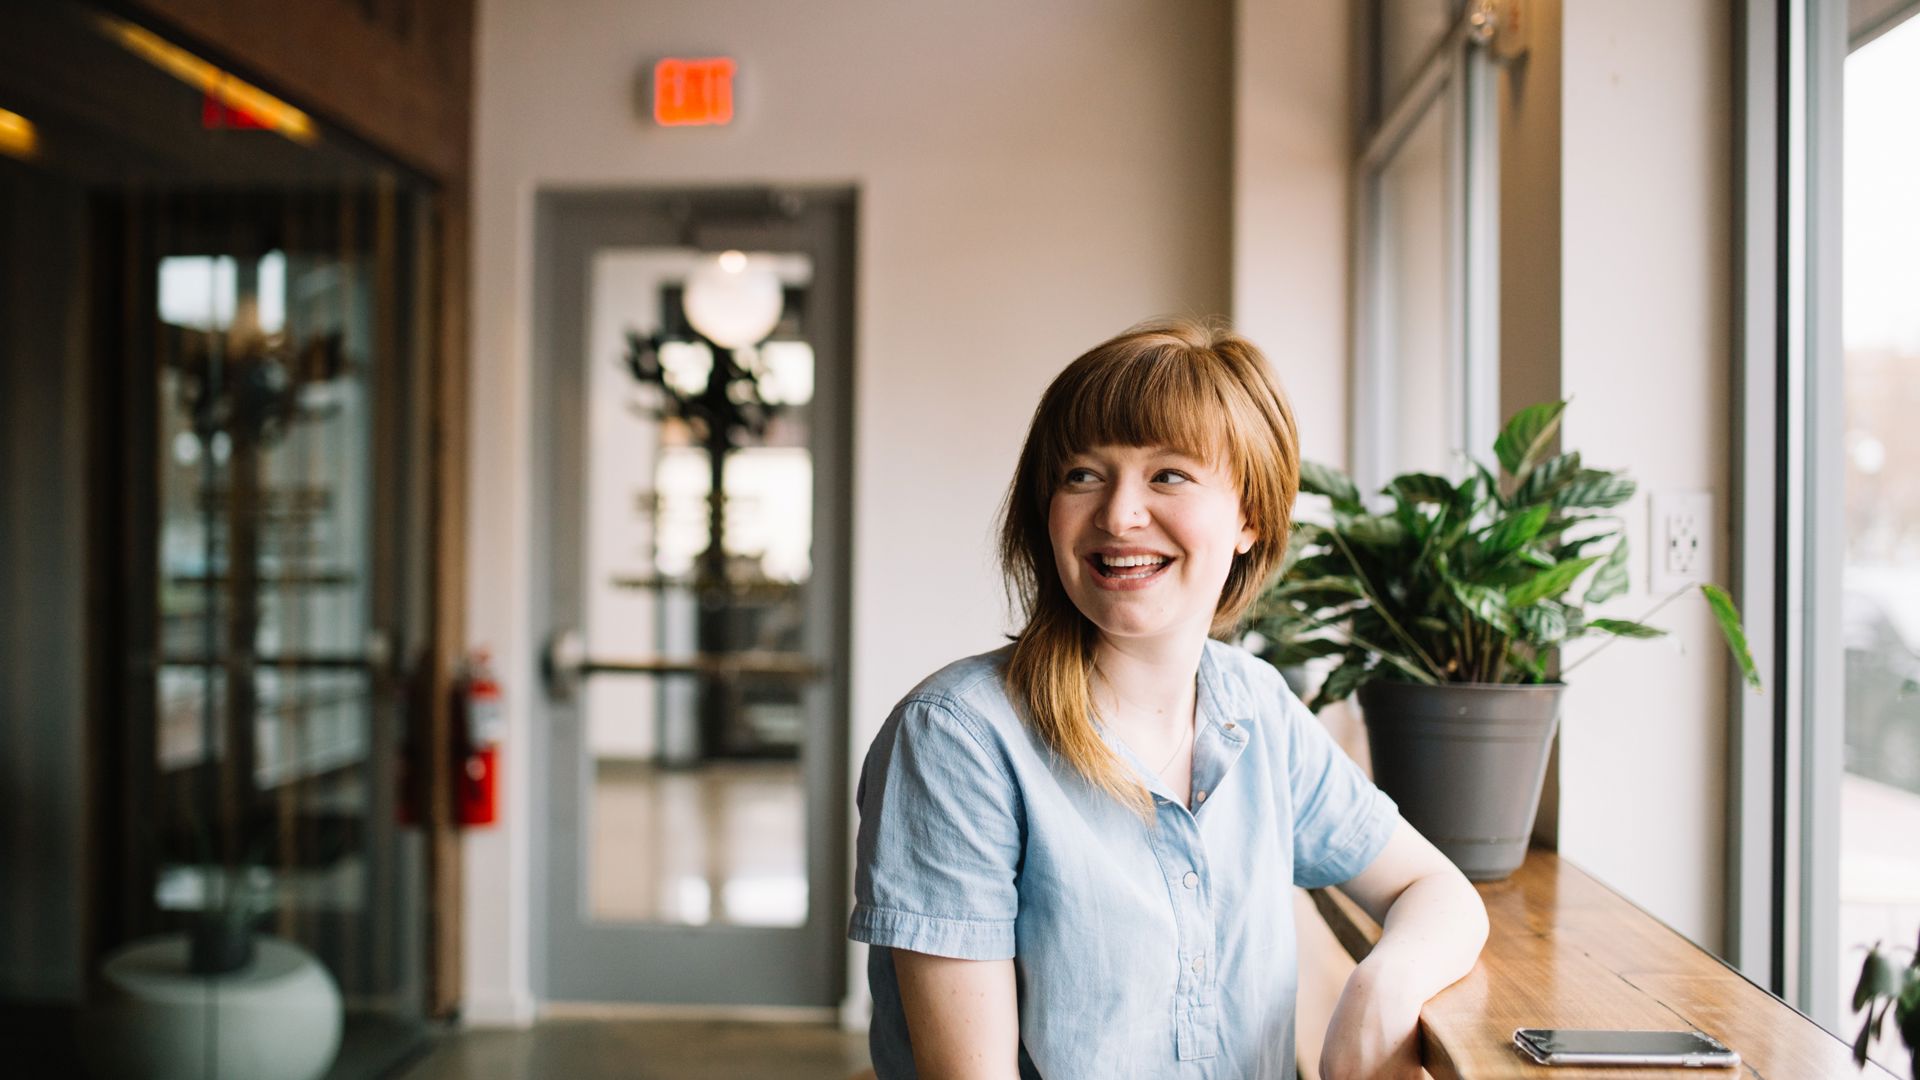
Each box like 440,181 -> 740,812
849,639 -> 1399,1079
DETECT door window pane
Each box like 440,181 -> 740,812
581,248 -> 816,927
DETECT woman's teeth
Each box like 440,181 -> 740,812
1098,554 -> 1170,578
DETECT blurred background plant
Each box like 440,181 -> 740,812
1852,934 -> 1919,1077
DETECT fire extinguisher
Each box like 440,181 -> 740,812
456,647 -> 504,827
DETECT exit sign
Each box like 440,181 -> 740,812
654,57 -> 736,127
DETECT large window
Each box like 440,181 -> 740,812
1830,8 -> 1920,1075
1354,0 -> 1499,489
1740,3 -> 1920,1073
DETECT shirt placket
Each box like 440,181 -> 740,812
1150,696 -> 1250,1067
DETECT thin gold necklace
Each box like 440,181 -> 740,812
1155,717 -> 1193,777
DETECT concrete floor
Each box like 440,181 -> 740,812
397,1019 -> 871,1080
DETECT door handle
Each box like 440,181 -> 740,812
544,627 -> 588,702
542,627 -> 824,703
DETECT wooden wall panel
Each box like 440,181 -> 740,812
123,0 -> 472,180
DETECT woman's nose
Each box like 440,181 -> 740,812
1096,480 -> 1149,534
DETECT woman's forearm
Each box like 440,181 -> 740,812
1356,869 -> 1489,1004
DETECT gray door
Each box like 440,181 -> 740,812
532,189 -> 854,1006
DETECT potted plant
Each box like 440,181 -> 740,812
1853,934 -> 1919,1078
1248,400 -> 1759,880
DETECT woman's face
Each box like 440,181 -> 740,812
1047,443 -> 1255,653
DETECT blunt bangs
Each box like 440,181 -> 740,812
1032,339 -> 1251,501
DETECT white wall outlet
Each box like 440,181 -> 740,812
1649,491 -> 1713,594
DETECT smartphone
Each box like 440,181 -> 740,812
1512,1028 -> 1741,1068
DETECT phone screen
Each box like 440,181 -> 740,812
1518,1029 -> 1732,1058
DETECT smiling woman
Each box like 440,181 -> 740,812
848,318 -> 1489,1079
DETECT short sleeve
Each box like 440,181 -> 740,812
1283,685 -> 1399,889
848,695 -> 1023,960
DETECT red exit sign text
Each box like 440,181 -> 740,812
654,58 -> 736,127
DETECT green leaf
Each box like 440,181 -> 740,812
1856,948 -> 1901,1011
1341,515 -> 1408,550
1585,538 -> 1631,604
1477,504 -> 1553,564
1853,1010 -> 1874,1067
1535,513 -> 1615,544
1300,461 -> 1363,512
1388,472 -> 1455,507
1286,553 -> 1357,582
1507,555 -> 1602,609
1272,575 -> 1365,598
1511,451 -> 1582,507
1516,601 -> 1570,644
1452,470 -> 1483,514
1471,561 -> 1541,589
1450,578 -> 1516,634
1494,401 -> 1567,480
1474,459 -> 1507,511
1553,469 -> 1637,510
1268,637 -> 1349,665
1308,653 -> 1373,711
1590,618 -> 1666,639
1702,583 -> 1763,691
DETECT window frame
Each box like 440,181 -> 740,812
1730,0 -> 1850,1025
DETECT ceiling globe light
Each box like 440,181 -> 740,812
682,250 -> 783,349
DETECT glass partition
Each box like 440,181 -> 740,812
0,1 -> 433,1073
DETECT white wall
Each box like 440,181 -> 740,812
468,0 -> 1234,1022
1233,0 -> 1353,469
1554,0 -> 1735,951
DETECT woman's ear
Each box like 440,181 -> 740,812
1235,523 -> 1256,556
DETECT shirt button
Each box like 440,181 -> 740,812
1224,722 -> 1236,731
1192,957 -> 1205,973
1182,871 -> 1199,889
1194,789 -> 1208,803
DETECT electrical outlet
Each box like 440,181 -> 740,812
1649,491 -> 1713,594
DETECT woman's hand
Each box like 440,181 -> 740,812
1317,818 -> 1488,1079
1318,962 -> 1427,1080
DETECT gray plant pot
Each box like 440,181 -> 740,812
1357,680 -> 1564,882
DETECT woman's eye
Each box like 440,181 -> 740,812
1153,469 -> 1191,485
1063,467 -> 1097,484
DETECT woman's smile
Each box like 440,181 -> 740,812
1085,548 -> 1175,588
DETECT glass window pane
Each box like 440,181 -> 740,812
1839,14 -> 1920,1078
1377,98 -> 1454,479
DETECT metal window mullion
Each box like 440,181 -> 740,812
1798,0 -> 1848,1028
1776,0 -> 1811,1009
1729,0 -> 1784,994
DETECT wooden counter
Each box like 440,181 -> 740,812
1310,850 -> 1899,1079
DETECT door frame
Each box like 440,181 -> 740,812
528,187 -> 856,1008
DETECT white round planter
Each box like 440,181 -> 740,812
84,933 -> 342,1080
